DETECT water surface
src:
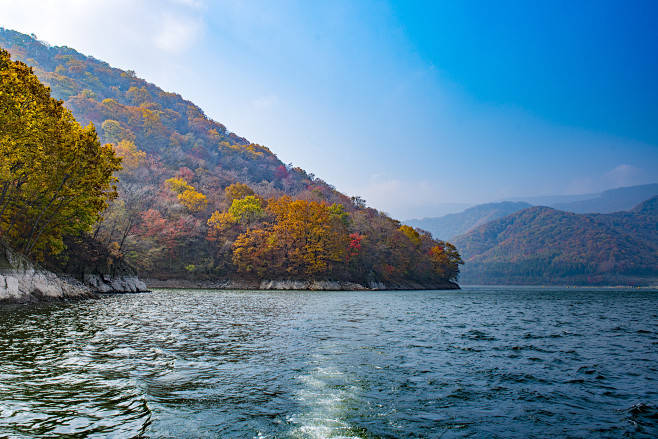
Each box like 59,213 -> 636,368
1,287 -> 657,438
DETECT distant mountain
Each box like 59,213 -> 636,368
502,183 -> 658,213
401,202 -> 474,221
630,195 -> 658,216
409,183 -> 658,241
503,193 -> 600,206
453,196 -> 658,286
550,183 -> 658,213
406,201 -> 532,241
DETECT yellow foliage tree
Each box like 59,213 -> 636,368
178,189 -> 208,213
101,119 -> 136,143
228,195 -> 265,226
165,177 -> 194,194
113,139 -> 146,171
429,243 -> 464,281
164,178 -> 207,212
399,225 -> 421,246
0,48 -> 121,257
224,182 -> 254,202
207,210 -> 236,237
232,197 -> 349,277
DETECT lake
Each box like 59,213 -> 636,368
1,287 -> 657,438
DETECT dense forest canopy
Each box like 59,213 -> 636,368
0,29 -> 462,286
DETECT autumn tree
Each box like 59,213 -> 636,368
178,190 -> 208,212
165,177 -> 208,213
429,242 -> 464,282
101,119 -> 136,143
0,48 -> 121,257
112,139 -> 146,171
229,195 -> 265,226
94,182 -> 154,252
399,225 -> 421,247
232,197 -> 350,278
207,210 -> 237,240
224,182 -> 254,202
165,177 -> 194,194
206,195 -> 266,242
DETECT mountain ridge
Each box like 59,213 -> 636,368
408,183 -> 658,242
406,201 -> 532,241
551,183 -> 658,213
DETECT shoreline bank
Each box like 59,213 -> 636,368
143,278 -> 460,291
0,245 -> 148,304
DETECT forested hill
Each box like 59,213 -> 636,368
453,197 -> 658,286
0,28 -> 462,288
0,28 -> 276,180
405,184 -> 658,241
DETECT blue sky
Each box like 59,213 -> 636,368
1,0 -> 656,219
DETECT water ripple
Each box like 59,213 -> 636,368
1,287 -> 657,437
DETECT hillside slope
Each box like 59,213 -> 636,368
0,29 -> 461,289
551,183 -> 658,213
406,201 -> 532,241
453,197 -> 658,286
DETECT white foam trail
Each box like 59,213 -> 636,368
288,360 -> 362,439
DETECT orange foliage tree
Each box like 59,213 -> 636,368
232,197 -> 350,278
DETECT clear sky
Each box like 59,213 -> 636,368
1,0 -> 657,219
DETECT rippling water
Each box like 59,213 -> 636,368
1,287 -> 657,438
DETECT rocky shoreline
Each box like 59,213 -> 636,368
1,243 -> 458,304
143,278 -> 460,291
0,244 -> 148,304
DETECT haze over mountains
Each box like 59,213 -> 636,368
408,183 -> 658,241
406,202 -> 532,242
405,184 -> 658,286
550,183 -> 658,213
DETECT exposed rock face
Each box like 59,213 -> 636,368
142,278 -> 261,290
259,280 -> 369,290
0,245 -> 94,304
258,279 -> 458,290
368,280 -> 460,290
83,274 -> 147,293
0,242 -> 149,304
42,235 -> 149,295
144,278 -> 459,291
0,270 -> 95,303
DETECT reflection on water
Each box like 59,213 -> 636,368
1,287 -> 657,438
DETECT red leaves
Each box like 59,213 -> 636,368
138,209 -> 199,256
177,167 -> 195,182
429,245 -> 444,256
139,209 -> 167,238
274,165 -> 289,180
346,233 -> 363,261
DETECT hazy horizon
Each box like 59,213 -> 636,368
1,0 -> 656,219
